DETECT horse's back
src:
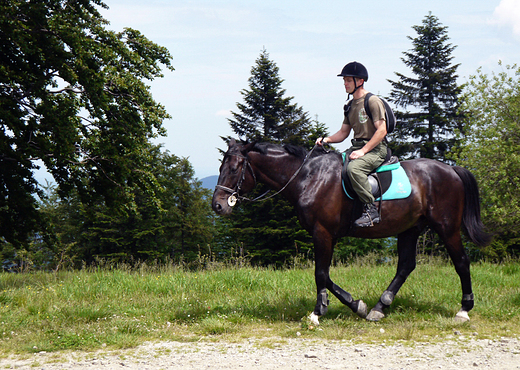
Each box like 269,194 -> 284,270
349,158 -> 465,238
401,158 -> 463,191
297,155 -> 465,238
401,158 -> 465,220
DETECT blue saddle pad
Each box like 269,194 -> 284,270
376,165 -> 412,200
342,163 -> 412,201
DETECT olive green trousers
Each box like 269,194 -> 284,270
346,139 -> 387,204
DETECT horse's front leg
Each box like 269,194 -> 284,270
309,225 -> 367,326
309,228 -> 331,325
328,280 -> 368,319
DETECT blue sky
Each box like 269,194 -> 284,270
96,0 -> 520,180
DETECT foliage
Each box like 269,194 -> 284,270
219,49 -> 321,266
227,48 -> 313,146
387,12 -> 464,162
155,150 -> 216,264
0,260 -> 519,353
31,147 -> 216,269
334,237 -> 392,263
215,196 -> 313,266
0,0 -> 173,247
452,62 -> 520,259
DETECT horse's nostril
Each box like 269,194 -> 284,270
214,202 -> 222,213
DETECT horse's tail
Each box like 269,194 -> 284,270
452,166 -> 492,247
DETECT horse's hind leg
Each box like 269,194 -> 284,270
367,228 -> 420,321
438,229 -> 474,322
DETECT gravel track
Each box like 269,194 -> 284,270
2,337 -> 519,369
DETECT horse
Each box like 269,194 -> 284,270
212,139 -> 491,324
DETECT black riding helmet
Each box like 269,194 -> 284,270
338,61 -> 368,96
337,61 -> 369,81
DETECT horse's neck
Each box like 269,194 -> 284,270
249,151 -> 302,192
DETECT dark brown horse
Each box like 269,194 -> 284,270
212,139 -> 491,324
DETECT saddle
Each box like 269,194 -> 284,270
341,149 -> 411,201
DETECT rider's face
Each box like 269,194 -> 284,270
343,76 -> 358,94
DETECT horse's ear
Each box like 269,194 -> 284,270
242,141 -> 256,154
228,138 -> 237,148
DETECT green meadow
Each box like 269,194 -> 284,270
0,258 -> 519,354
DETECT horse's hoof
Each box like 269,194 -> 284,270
354,299 -> 368,318
455,310 -> 470,322
309,312 -> 320,326
366,309 -> 385,322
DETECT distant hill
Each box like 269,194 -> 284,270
200,175 -> 218,190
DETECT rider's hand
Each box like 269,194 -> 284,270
316,137 -> 328,146
349,149 -> 365,160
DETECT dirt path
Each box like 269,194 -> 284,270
2,336 -> 519,369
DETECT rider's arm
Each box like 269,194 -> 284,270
317,123 -> 351,145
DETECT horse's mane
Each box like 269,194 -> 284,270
251,142 -> 318,159
250,142 -> 330,160
283,144 -> 306,158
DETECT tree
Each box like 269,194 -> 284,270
34,147 -> 216,269
0,0 -> 173,247
221,49 -> 317,266
157,151 -> 216,264
387,12 -> 464,162
228,49 -> 313,146
453,62 -> 520,259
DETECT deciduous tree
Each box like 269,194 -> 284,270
0,0 -> 173,247
453,62 -> 520,259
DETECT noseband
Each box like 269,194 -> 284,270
215,145 -> 319,207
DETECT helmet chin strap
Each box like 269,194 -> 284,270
347,77 -> 363,100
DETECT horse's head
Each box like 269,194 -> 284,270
212,139 -> 257,216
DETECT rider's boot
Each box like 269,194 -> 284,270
354,203 -> 380,227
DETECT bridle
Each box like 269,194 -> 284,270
215,153 -> 258,207
215,145 -> 320,207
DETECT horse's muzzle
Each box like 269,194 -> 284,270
212,200 -> 223,214
212,197 -> 233,216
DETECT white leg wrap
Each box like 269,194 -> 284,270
308,312 -> 320,326
455,310 -> 470,322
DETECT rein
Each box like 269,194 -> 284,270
216,144 -> 320,206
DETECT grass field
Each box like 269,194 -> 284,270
0,258 -> 519,354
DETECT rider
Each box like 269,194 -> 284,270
316,61 -> 387,227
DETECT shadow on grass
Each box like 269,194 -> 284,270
169,292 -> 456,325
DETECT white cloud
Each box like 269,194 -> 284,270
490,0 -> 520,38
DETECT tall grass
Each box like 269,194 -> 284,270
0,257 -> 518,354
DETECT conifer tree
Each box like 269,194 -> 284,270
387,12 -> 464,162
34,147 -> 216,268
221,49 -> 316,266
228,49 -> 312,146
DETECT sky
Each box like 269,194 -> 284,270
95,0 -> 520,180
